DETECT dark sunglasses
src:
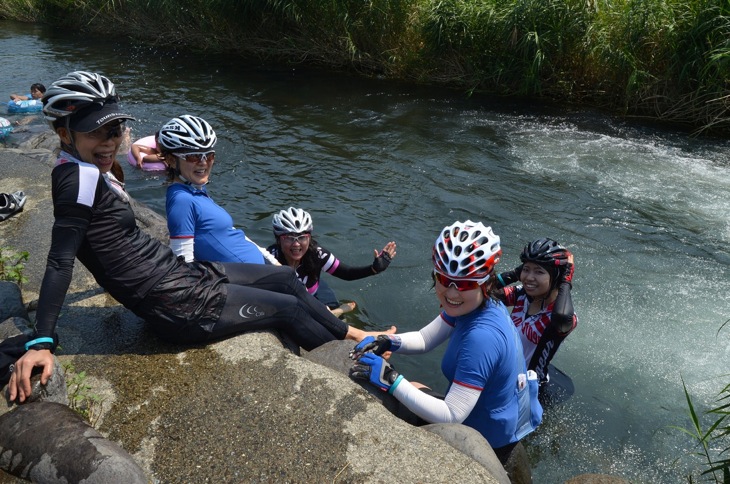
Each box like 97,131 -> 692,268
84,121 -> 126,140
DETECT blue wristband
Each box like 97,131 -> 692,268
388,374 -> 404,395
25,337 -> 54,351
497,273 -> 506,287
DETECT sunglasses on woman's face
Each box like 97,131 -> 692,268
173,151 -> 215,163
281,233 -> 311,244
432,271 -> 481,291
83,121 -> 125,140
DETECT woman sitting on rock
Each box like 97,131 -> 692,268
267,207 -> 396,313
161,115 -> 279,266
7,71 -> 394,403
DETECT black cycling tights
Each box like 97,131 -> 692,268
212,263 -> 349,351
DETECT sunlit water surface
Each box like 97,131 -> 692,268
2,20 -> 728,483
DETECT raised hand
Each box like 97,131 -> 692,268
559,251 -> 575,286
371,241 -> 396,273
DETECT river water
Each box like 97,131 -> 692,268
2,20 -> 729,483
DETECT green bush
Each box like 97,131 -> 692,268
1,0 -> 729,132
0,247 -> 29,289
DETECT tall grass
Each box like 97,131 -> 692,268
0,0 -> 40,21
677,320 -> 730,483
419,0 -> 591,95
1,0 -> 728,133
26,0 -> 420,74
678,377 -> 730,482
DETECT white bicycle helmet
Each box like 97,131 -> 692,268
432,220 -> 502,283
272,207 -> 313,235
158,115 -> 217,151
42,71 -> 118,123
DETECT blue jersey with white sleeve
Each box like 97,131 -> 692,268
166,183 -> 264,264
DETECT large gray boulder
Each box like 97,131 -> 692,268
0,284 -> 27,324
0,402 -> 147,483
305,340 -> 511,484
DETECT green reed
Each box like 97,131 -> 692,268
678,377 -> 730,482
1,0 -> 729,133
0,0 -> 40,21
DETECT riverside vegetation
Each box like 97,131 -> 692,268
0,247 -> 28,288
0,1 -> 728,480
0,0 -> 729,135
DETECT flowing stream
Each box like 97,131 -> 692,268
2,19 -> 729,483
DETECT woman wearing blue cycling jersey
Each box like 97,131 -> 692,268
160,115 -> 277,266
350,221 -> 539,481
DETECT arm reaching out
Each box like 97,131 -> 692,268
371,241 -> 396,273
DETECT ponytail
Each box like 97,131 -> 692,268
110,159 -> 125,183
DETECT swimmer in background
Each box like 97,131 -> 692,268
130,132 -> 165,168
10,83 -> 45,101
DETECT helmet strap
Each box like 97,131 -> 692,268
62,117 -> 84,162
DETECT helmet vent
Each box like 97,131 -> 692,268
431,220 -> 501,282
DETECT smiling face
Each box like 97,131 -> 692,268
434,279 -> 485,318
58,121 -> 125,173
174,152 -> 215,186
279,233 -> 311,267
519,262 -> 553,299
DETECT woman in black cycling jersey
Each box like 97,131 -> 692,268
495,238 -> 578,387
7,71 -> 394,403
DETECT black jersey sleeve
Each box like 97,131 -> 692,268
330,260 -> 375,281
550,282 -> 576,334
34,217 -> 91,338
33,163 -> 96,339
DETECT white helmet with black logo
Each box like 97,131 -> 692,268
42,71 -> 118,123
158,115 -> 217,151
272,207 -> 313,235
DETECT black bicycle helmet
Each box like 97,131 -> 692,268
520,238 -> 570,288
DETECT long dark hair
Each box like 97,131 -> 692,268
110,160 -> 125,182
